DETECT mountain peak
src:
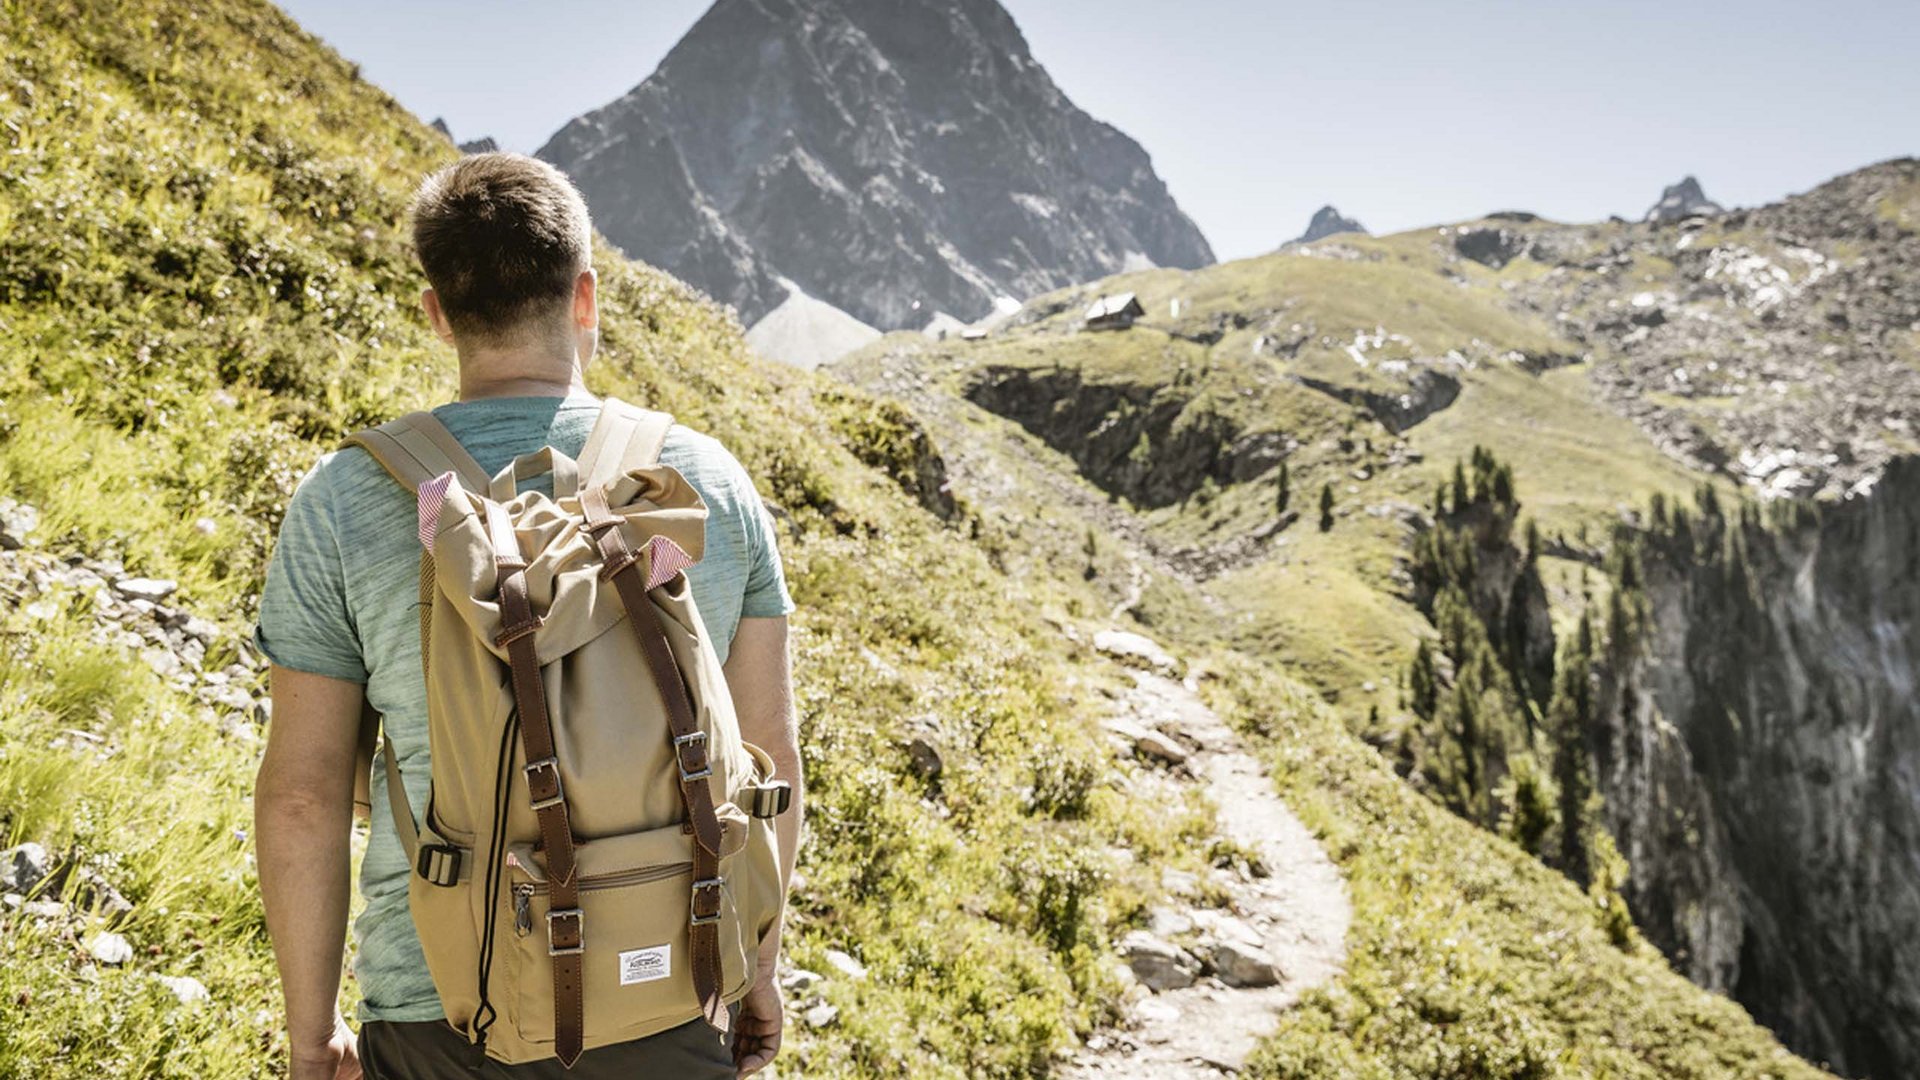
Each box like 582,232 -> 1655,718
1645,175 -> 1725,223
1295,205 -> 1367,244
537,0 -> 1213,333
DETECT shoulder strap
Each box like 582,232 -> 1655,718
575,397 -> 674,492
340,411 -> 490,495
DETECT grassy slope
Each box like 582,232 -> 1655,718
836,234 -> 1827,1072
0,4 -> 1211,1076
871,238 -> 1708,717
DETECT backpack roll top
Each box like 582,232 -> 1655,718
344,400 -> 788,1069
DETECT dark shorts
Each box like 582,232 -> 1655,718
357,1010 -> 737,1079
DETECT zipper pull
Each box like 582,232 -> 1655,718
514,884 -> 534,936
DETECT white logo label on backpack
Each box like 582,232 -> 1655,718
618,944 -> 672,985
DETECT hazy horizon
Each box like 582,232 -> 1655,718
275,0 -> 1918,262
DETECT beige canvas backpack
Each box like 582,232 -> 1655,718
342,398 -> 789,1067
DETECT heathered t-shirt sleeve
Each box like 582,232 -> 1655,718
733,455 -> 795,619
253,456 -> 369,683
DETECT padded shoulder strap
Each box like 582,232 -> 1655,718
576,397 -> 674,492
340,411 -> 490,495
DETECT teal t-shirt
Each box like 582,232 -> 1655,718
252,394 -> 794,1022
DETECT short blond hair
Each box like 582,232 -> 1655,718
410,152 -> 593,340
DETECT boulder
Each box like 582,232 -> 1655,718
1092,630 -> 1179,675
1131,730 -> 1189,766
1118,930 -> 1200,991
1209,939 -> 1283,988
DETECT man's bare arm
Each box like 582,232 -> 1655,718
256,664 -> 365,1079
725,616 -> 803,964
724,616 -> 801,1075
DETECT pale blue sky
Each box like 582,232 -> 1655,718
276,0 -> 1918,261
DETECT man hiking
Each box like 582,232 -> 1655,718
252,152 -> 800,1079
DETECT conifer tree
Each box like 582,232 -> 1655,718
1319,482 -> 1335,531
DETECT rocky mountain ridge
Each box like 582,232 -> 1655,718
536,0 -> 1214,331
1645,175 -> 1725,223
1293,205 -> 1366,245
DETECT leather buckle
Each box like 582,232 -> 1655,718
416,844 -> 463,887
524,756 -> 566,811
690,877 -> 725,926
747,781 -> 792,819
674,731 -> 713,783
547,907 -> 585,956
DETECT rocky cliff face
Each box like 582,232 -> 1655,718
1591,470 -> 1920,1079
963,364 -> 1282,508
537,0 -> 1214,331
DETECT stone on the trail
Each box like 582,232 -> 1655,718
86,931 -> 134,965
1092,629 -> 1179,675
0,842 -> 50,894
1160,868 -> 1201,898
155,974 -> 210,1006
1131,729 -> 1189,766
822,948 -> 868,980
1197,1046 -> 1250,1073
1146,906 -> 1195,938
801,1002 -> 839,1029
114,577 -> 178,602
1209,939 -> 1282,988
1118,930 -> 1200,991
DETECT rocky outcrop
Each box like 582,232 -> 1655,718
964,365 -> 1279,508
1294,367 -> 1461,434
537,0 -> 1214,330
1515,159 -> 1920,500
1294,205 -> 1366,245
1591,470 -> 1920,1079
1644,176 -> 1725,223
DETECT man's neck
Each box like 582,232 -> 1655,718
456,348 -> 590,402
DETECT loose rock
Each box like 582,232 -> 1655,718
86,931 -> 134,965
155,974 -> 210,1006
0,842 -> 50,895
822,948 -> 868,980
1092,630 -> 1180,676
114,577 -> 178,603
1131,730 -> 1189,766
1209,939 -> 1282,988
1117,931 -> 1199,992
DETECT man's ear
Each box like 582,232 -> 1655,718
572,269 -> 598,331
421,288 -> 456,344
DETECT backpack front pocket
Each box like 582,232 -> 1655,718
502,807 -> 755,1049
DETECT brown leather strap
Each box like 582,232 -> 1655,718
485,499 -> 588,1066
580,487 -> 731,1037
